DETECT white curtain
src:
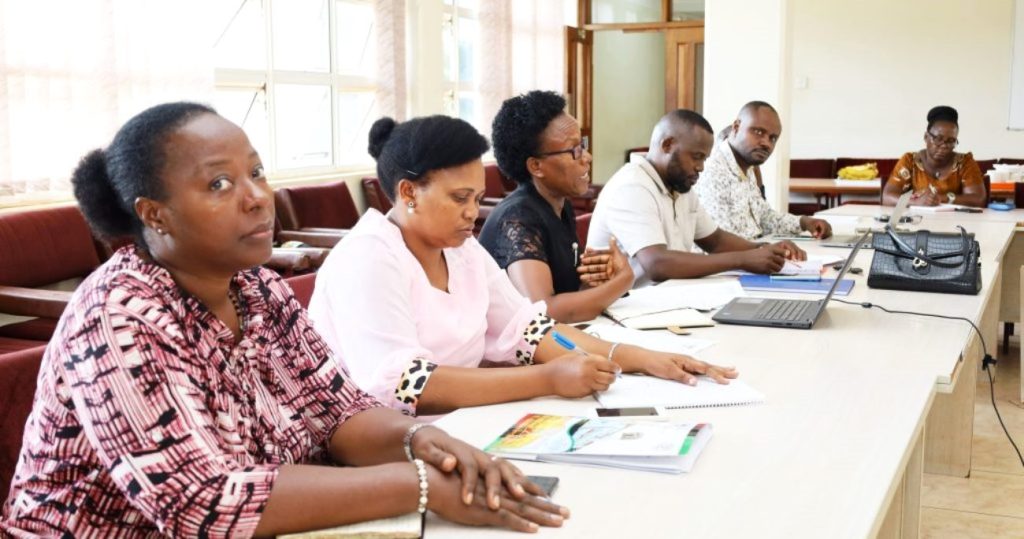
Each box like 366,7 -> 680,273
0,0 -> 213,203
477,0 -> 569,138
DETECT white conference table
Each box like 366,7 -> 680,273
818,204 -> 1024,402
426,216 -> 1015,538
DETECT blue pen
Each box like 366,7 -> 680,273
551,331 -> 622,378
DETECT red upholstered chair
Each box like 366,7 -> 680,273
571,185 -> 602,213
0,344 -> 45,501
284,272 -> 318,309
575,212 -> 592,251
999,158 -> 1024,165
789,159 -> 835,179
361,177 -> 393,214
483,164 -> 510,206
623,146 -> 648,164
1015,182 -> 1024,208
0,206 -> 94,347
976,159 -> 997,176
275,181 -> 361,232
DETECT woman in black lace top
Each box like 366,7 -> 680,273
480,91 -> 633,323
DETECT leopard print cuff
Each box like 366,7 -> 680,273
396,358 -> 438,412
514,313 -> 556,365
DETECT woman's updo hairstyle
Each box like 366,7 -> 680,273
71,101 -> 216,245
926,105 -> 958,130
368,115 -> 489,202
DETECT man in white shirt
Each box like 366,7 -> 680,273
696,101 -> 832,240
588,109 -> 805,287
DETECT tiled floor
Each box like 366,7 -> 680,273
921,332 -> 1024,538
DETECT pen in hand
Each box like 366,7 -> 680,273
551,331 -> 622,379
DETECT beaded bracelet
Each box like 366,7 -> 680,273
413,458 -> 429,514
608,342 -> 621,362
403,423 -> 432,462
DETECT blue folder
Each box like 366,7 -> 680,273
738,275 -> 855,296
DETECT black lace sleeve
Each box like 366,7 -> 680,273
499,219 -> 548,265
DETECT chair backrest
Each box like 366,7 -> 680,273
1015,183 -> 1024,208
575,212 -> 592,251
789,159 -> 835,179
277,182 -> 360,230
998,158 -> 1024,165
0,345 -> 45,502
361,177 -> 393,213
835,157 -> 899,182
284,272 -> 317,309
623,146 -> 649,164
0,206 -> 101,288
484,164 -> 508,198
976,159 -> 997,177
982,175 -> 991,204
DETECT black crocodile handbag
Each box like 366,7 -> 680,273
868,225 -> 981,295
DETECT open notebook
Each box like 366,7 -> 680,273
595,374 -> 765,409
278,514 -> 422,539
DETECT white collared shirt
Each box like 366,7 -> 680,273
695,136 -> 802,239
588,155 -> 718,287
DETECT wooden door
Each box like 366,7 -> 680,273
664,26 -> 704,112
564,25 -> 593,149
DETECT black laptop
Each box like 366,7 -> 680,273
712,232 -> 869,329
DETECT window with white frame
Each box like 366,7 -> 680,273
213,0 -> 382,176
441,0 -> 482,132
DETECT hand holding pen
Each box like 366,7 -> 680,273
544,331 -> 621,397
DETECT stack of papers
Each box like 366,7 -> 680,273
595,374 -> 765,409
605,281 -> 744,329
585,325 -> 714,356
279,514 -> 422,539
486,413 -> 713,474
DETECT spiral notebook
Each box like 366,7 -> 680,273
595,374 -> 765,409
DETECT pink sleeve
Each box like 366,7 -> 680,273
477,242 -> 553,365
311,237 -> 436,414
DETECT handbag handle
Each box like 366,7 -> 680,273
879,225 -> 971,269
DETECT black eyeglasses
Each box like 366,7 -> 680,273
534,138 -> 589,161
926,131 -> 958,148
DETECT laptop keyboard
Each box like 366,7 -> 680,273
756,300 -> 817,321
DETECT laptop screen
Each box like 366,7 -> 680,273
823,232 -> 869,302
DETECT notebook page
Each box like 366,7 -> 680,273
606,280 -> 745,320
585,325 -> 715,356
595,374 -> 765,409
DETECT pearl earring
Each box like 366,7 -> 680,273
156,228 -> 165,235
407,201 -> 415,215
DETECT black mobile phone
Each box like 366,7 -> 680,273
954,207 -> 983,213
596,406 -> 659,417
526,475 -> 560,497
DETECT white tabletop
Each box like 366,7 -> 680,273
423,212 -> 1016,538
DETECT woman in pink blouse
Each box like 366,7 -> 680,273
308,116 -> 738,416
1,103 -> 566,537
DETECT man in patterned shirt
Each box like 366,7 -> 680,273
695,101 -> 832,240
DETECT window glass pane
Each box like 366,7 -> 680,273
273,0 -> 329,72
458,92 -> 478,129
214,0 -> 266,70
213,87 -> 270,165
442,14 -> 456,83
671,0 -> 705,21
590,0 -> 662,24
336,92 -> 378,166
274,84 -> 332,168
458,17 -> 477,84
335,0 -> 376,78
455,0 -> 478,10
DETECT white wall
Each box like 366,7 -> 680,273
704,0 -> 792,209
790,0 -> 1024,159
591,30 -> 666,184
